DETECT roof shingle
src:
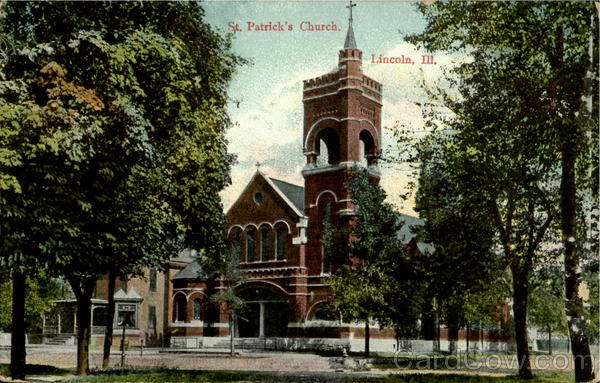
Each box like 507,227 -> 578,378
269,178 -> 305,213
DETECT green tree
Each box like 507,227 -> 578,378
582,260 -> 598,344
0,270 -> 66,334
210,245 -> 247,357
529,265 -> 568,355
415,158 -> 503,353
461,276 -> 511,356
0,2 -> 241,376
408,2 -> 597,380
325,171 -> 423,357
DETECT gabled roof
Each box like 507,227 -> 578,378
226,170 -> 306,218
169,248 -> 196,264
173,260 -> 209,280
114,288 -> 143,301
396,213 -> 435,256
269,177 -> 305,213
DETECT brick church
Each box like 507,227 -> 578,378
167,8 -> 407,349
40,7 -> 510,352
40,6 -> 433,352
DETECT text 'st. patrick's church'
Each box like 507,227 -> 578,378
169,4 -> 395,347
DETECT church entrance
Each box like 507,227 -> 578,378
236,287 -> 288,338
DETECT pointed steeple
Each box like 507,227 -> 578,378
344,1 -> 357,49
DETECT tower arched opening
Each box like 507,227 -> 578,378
359,130 -> 377,166
315,128 -> 340,166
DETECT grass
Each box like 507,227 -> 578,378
0,362 -> 71,376
59,368 -> 574,383
377,373 -> 573,383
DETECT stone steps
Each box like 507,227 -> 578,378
43,334 -> 73,345
207,338 -> 277,351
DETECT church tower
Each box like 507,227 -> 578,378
301,1 -> 382,276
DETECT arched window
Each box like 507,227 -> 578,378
260,228 -> 270,261
230,231 -> 241,262
174,295 -> 186,322
193,299 -> 202,321
149,267 -> 157,292
322,246 -> 331,274
275,227 -> 286,260
321,199 -> 332,274
246,229 -> 256,262
323,200 -> 331,224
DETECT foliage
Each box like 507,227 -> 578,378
0,1 -> 243,374
210,249 -> 247,325
415,157 -> 506,339
0,0 -> 242,271
404,2 -> 598,379
0,270 -> 67,333
581,260 -> 599,342
528,287 -> 568,339
326,171 -> 424,338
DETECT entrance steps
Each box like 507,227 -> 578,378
170,336 -> 352,352
206,338 -> 277,351
43,334 -> 74,345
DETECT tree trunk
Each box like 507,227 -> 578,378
448,323 -> 458,355
10,271 -> 26,380
436,313 -> 441,352
102,270 -> 117,369
68,276 -> 96,376
466,323 -> 470,357
76,289 -> 93,375
364,320 -> 370,357
434,297 -> 440,352
512,275 -> 533,379
562,140 -> 595,382
420,298 -> 436,340
230,311 -> 235,357
548,326 -> 552,356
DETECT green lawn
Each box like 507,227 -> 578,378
59,368 -> 574,383
0,363 -> 70,377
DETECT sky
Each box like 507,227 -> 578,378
202,1 -> 456,215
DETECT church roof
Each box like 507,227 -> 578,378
344,1 -> 357,49
396,213 -> 435,256
344,21 -> 357,49
172,260 -> 210,280
269,178 -> 305,213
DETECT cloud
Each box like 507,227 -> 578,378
221,70 -> 318,210
364,42 -> 461,104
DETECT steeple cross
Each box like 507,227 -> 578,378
347,1 -> 356,22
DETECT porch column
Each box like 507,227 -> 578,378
258,303 -> 265,338
57,312 -> 61,334
90,305 -> 94,330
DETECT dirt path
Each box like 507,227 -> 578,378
1,347 -> 333,372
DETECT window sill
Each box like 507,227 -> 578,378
106,328 -> 141,335
242,259 -> 287,265
172,321 -> 203,328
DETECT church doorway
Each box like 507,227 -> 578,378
236,287 -> 288,338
